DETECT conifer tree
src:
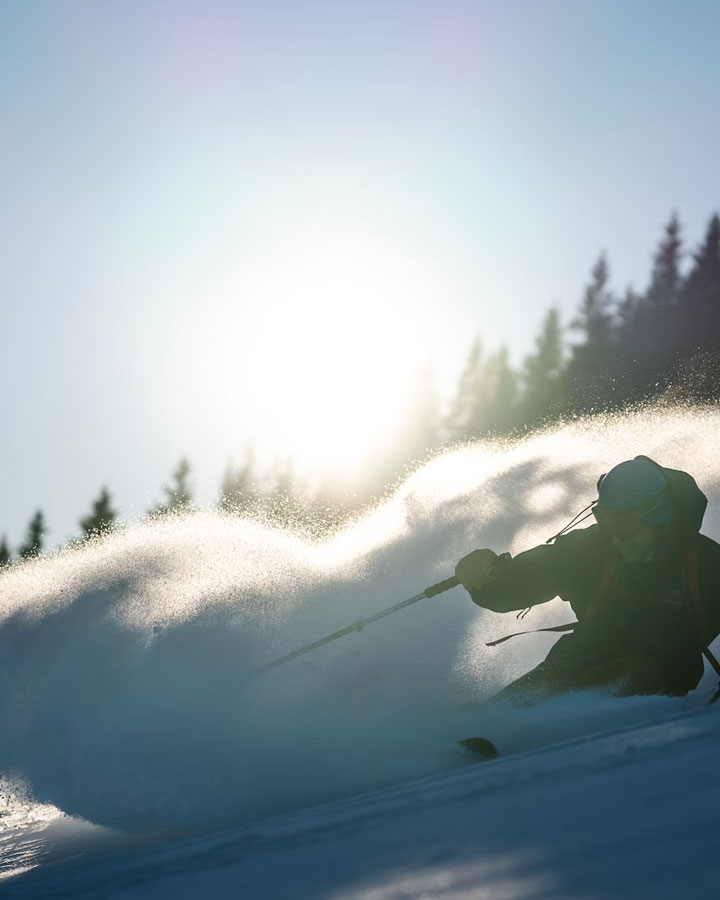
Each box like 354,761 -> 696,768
480,347 -> 518,433
614,284 -> 657,399
616,285 -> 643,339
613,217 -> 685,401
564,253 -> 619,412
648,213 -> 683,311
445,337 -> 484,440
445,339 -> 518,439
681,214 -> 720,355
636,213 -> 685,383
80,486 -> 118,539
165,458 -> 194,512
571,253 -> 615,351
0,535 -> 11,568
150,458 -> 195,517
521,308 -> 564,424
674,213 -> 720,398
19,510 -> 46,559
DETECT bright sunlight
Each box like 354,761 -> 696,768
161,216 -> 460,482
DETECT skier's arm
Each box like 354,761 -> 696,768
456,544 -> 562,613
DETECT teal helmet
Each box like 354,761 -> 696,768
595,458 -> 672,526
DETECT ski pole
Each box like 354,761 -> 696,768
257,575 -> 461,674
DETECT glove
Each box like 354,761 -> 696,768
455,548 -> 499,592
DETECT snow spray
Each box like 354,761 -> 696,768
1,405 -> 719,831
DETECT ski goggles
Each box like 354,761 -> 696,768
592,507 -> 644,540
593,492 -> 670,539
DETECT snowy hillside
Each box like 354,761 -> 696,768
2,406 -> 720,895
4,702 -> 720,898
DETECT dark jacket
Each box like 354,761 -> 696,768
471,464 -> 720,695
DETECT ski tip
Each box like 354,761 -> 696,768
458,736 -> 500,762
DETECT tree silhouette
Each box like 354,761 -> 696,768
445,337 -> 484,440
19,510 -> 46,559
682,214 -> 720,356
521,308 -> 564,424
648,212 -> 683,313
445,339 -> 518,439
481,347 -> 518,433
626,212 -> 685,393
152,457 -> 194,516
80,486 -> 118,539
564,252 -> 619,412
571,253 -> 615,352
0,536 -> 10,568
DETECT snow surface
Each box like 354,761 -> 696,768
4,702 -> 720,898
2,406 -> 720,896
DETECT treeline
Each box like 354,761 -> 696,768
0,456 -> 350,565
2,210 -> 719,561
445,211 -> 720,438
1,484 -> 118,566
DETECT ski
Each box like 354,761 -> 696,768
457,737 -> 500,761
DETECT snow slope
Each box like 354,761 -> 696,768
2,405 -> 720,894
4,702 -> 720,898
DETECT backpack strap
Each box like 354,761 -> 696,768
486,555 -> 620,647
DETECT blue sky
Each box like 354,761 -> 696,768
2,0 -> 720,547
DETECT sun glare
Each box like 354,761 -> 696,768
163,218 -> 456,482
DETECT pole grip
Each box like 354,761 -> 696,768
424,575 -> 460,597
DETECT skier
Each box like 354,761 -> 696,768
455,456 -> 720,705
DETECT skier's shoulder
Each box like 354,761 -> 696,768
551,522 -> 605,558
507,523 -> 604,579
